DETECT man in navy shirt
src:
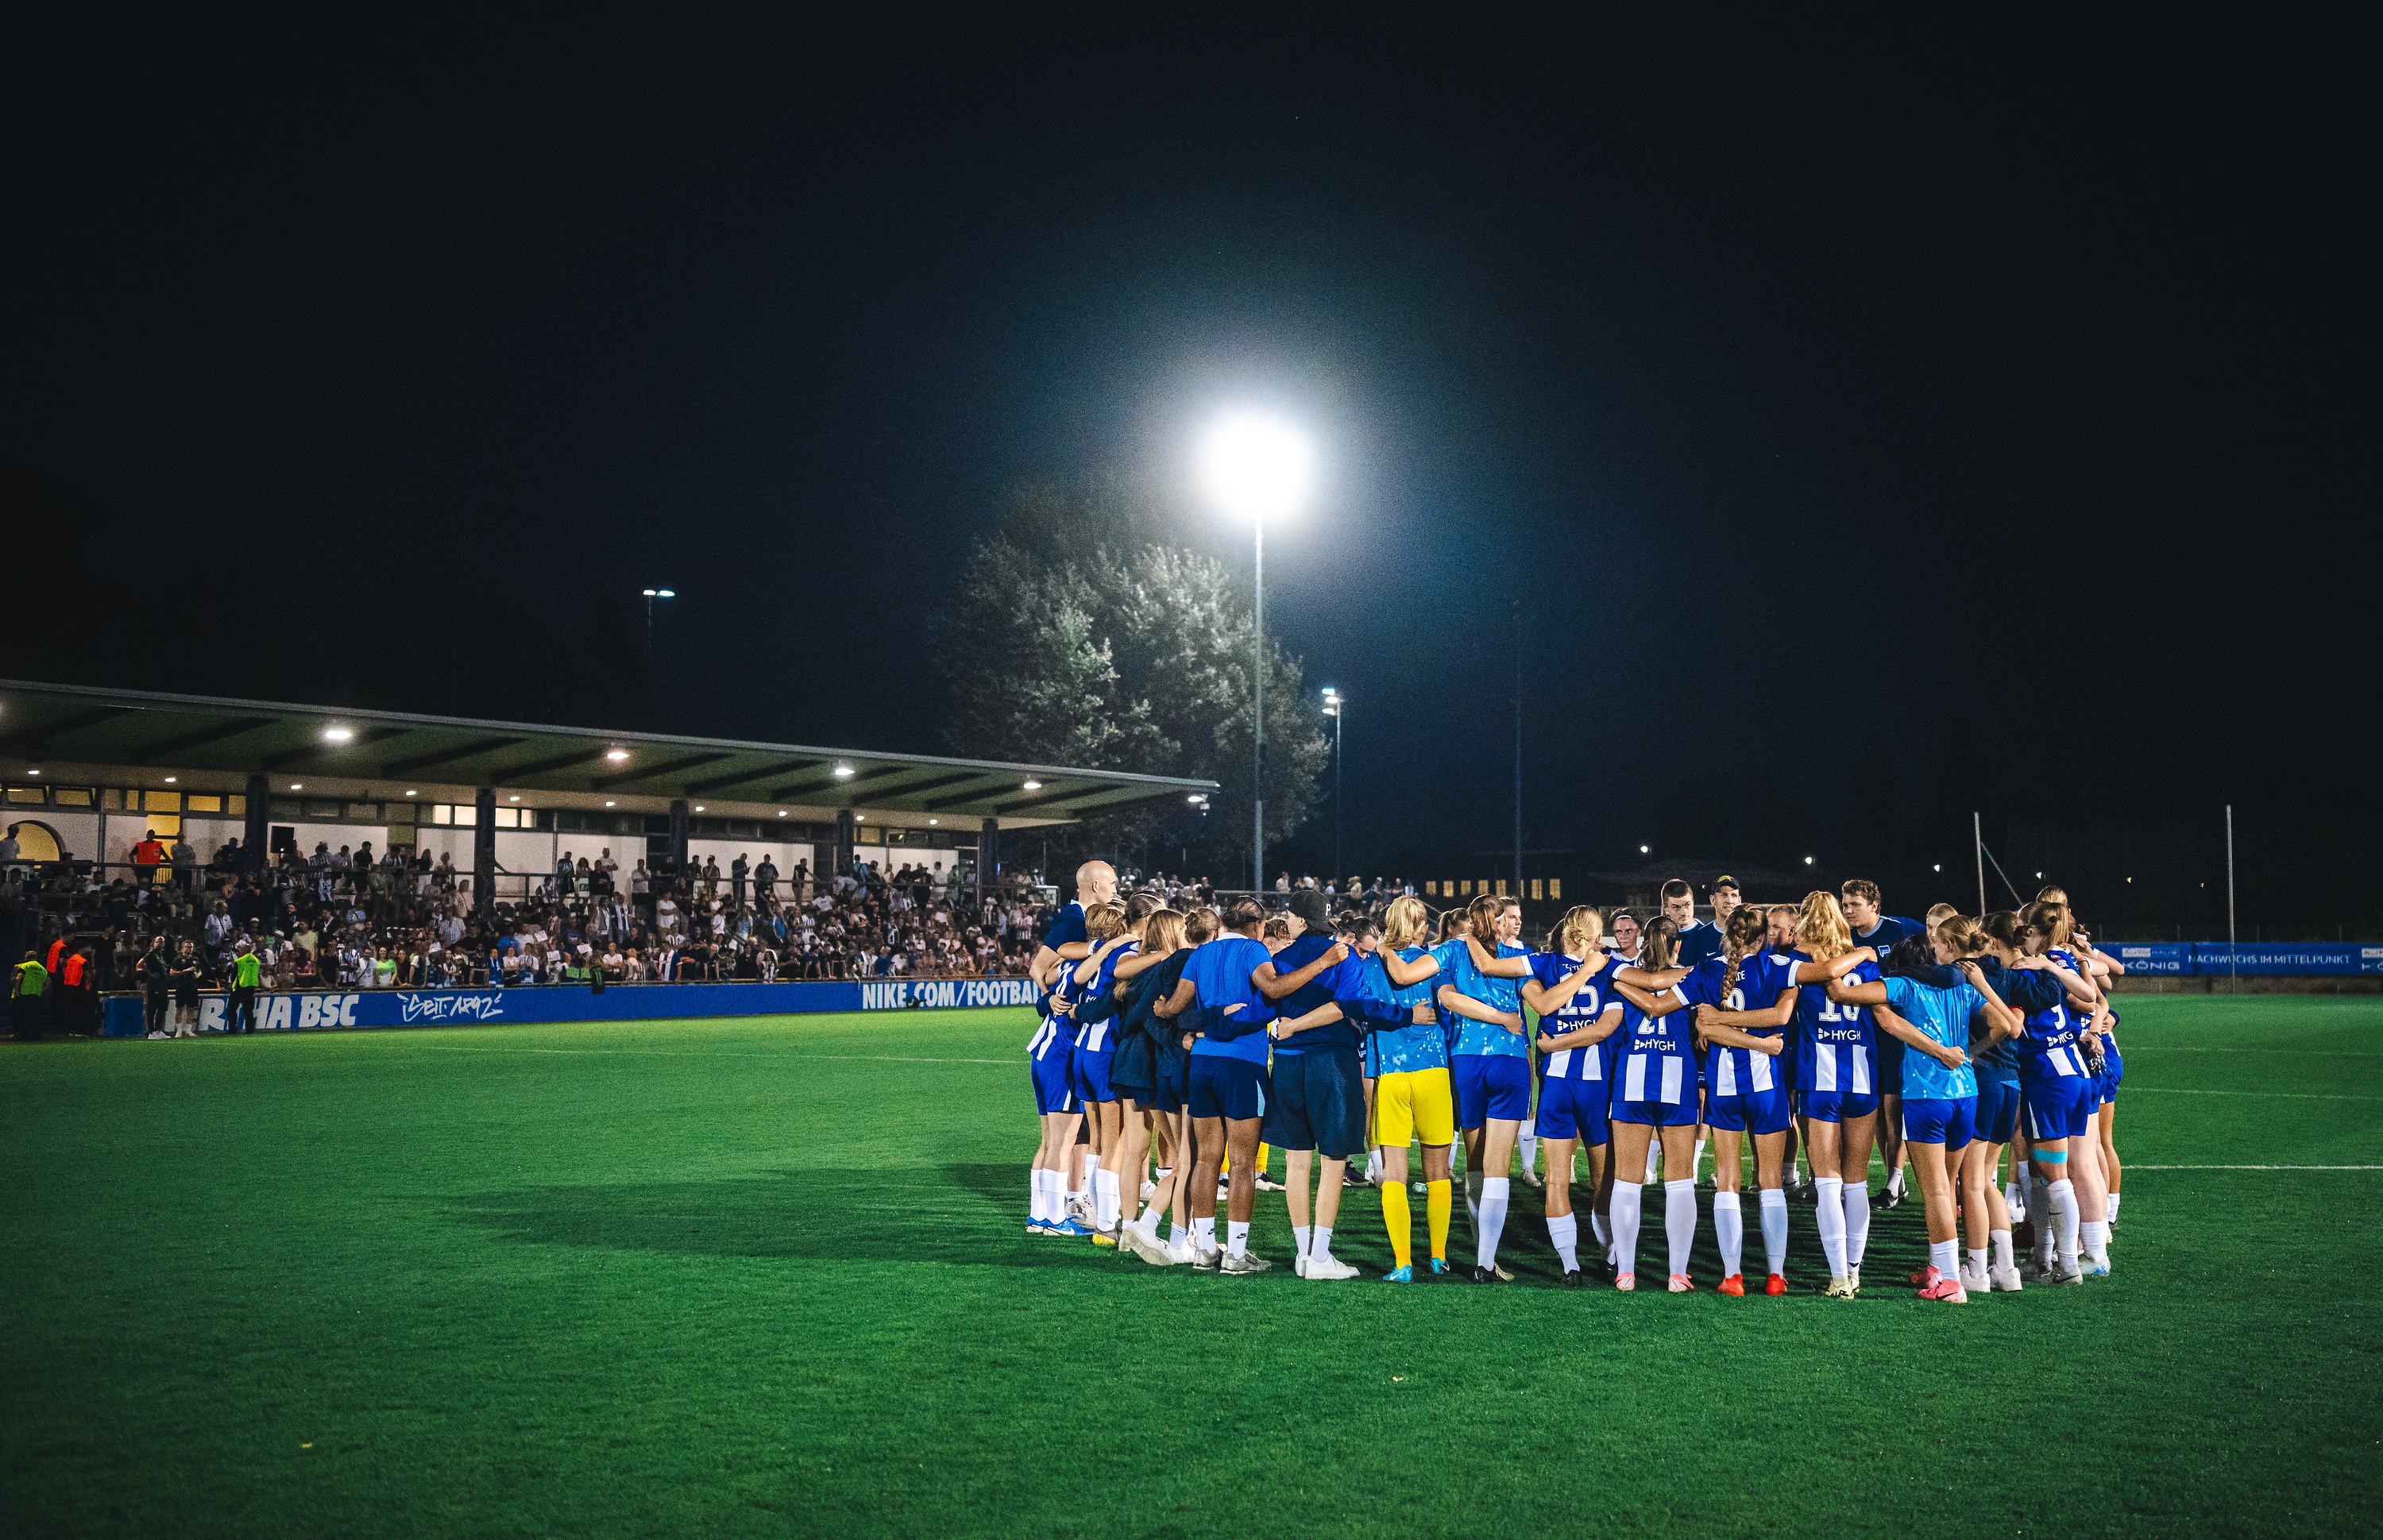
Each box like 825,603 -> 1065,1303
1666,881 -> 1721,969
1250,889 -> 1376,1280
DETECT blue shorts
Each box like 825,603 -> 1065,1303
1705,1084 -> 1794,1136
2022,1075 -> 2095,1141
1030,1038 -> 1076,1116
1611,1094 -> 1700,1128
1072,1044 -> 1117,1105
1974,1075 -> 2021,1144
1145,1048 -> 1188,1115
1902,1095 -> 1976,1148
1189,1055 -> 1269,1121
1261,1048 -> 1366,1158
1452,1054 -> 1533,1128
1802,1090 -> 1879,1125
1535,1076 -> 1611,1144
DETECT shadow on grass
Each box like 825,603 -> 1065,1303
431,1164 -> 1100,1266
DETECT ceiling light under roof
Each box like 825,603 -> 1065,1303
928,818 -> 937,826
289,784 -> 302,790
604,801 -> 616,807
405,789 -> 417,797
164,777 -> 178,784
832,765 -> 855,778
1022,779 -> 1041,790
605,749 -> 629,762
777,810 -> 787,816
510,795 -> 521,802
322,727 -> 353,743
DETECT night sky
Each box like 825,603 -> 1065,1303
6,20 -> 2367,907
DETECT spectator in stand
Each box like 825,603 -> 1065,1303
133,831 -> 166,886
754,855 -> 776,902
141,933 -> 172,1038
206,901 -> 233,949
732,854 -> 750,905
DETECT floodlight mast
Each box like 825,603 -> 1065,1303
1199,412 -> 1312,896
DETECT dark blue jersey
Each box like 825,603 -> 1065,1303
1529,952 -> 1623,1084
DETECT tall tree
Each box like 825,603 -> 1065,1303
932,481 -> 1329,882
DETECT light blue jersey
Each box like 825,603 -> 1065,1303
1447,940 -> 1529,1059
1369,946 -> 1450,1075
1882,974 -> 1985,1099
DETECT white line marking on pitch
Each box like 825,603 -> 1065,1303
414,1046 -> 1022,1064
2119,1086 -> 2383,1102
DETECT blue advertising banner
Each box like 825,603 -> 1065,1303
101,976 -> 1043,1037
2104,943 -> 2191,976
2189,944 -> 2383,976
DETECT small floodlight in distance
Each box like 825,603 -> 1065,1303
1200,411 -> 1313,521
643,589 -> 657,596
605,748 -> 630,762
1022,780 -> 1041,790
657,589 -> 675,598
1639,844 -> 1649,855
322,727 -> 353,743
1805,856 -> 1814,865
1934,863 -> 1942,871
832,765 -> 855,778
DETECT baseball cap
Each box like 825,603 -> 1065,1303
1713,875 -> 1740,891
1288,888 -> 1331,929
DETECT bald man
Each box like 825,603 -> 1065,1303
1029,861 -> 1118,1223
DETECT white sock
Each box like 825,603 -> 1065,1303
1713,1191 -> 1744,1277
1589,1210 -> 1611,1250
1663,1179 -> 1697,1277
1643,1142 -> 1659,1184
1548,1213 -> 1580,1271
1094,1168 -> 1120,1230
1475,1177 -> 1511,1270
1991,1229 -> 2014,1271
1294,1224 -> 1313,1259
1029,1168 -> 1052,1223
1168,1221 -> 1184,1249
2048,1178 -> 2080,1266
1519,1128 -> 1538,1173
1844,1182 -> 1873,1267
1692,1137 -> 1706,1181
1193,1216 -> 1215,1249
1887,1164 -> 1907,1199
2080,1219 -> 2110,1268
2004,1180 -> 2026,1221
1465,1168 -> 1485,1232
1612,1183 -> 1643,1276
1758,1187 -> 1789,1277
1814,1176 -> 1847,1276
1227,1219 -> 1249,1259
2107,1191 -> 2122,1224
1312,1225 -> 1333,1261
1365,1149 -> 1383,1182
1966,1246 -> 1987,1275
1929,1237 -> 1957,1277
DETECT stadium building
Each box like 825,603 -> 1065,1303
0,678 -> 1215,911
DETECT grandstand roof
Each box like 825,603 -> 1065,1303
0,679 -> 1215,830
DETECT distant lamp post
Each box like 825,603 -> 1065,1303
1322,688 -> 1344,882
1201,410 -> 1312,894
641,589 -> 675,674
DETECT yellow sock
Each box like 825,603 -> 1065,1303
1382,1182 -> 1412,1268
1257,1144 -> 1269,1179
1426,1179 -> 1452,1261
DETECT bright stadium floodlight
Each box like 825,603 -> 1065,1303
833,765 -> 855,778
1201,409 -> 1313,894
1022,780 -> 1041,790
322,726 -> 353,743
1639,844 -> 1649,855
1934,863 -> 1942,871
1805,856 -> 1814,865
605,748 -> 629,762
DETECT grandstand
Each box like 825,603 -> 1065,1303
0,678 -> 1214,1029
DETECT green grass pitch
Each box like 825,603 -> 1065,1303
4,997 -> 2380,1537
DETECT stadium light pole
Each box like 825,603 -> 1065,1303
1201,411 -> 1312,895
1322,688 -> 1342,882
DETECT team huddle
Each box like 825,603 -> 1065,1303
1022,863 -> 2126,1301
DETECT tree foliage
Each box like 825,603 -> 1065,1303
932,478 -> 1329,881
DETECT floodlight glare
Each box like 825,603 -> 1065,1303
643,589 -> 657,596
1200,411 -> 1312,521
1805,856 -> 1815,865
832,765 -> 855,778
1022,780 -> 1041,790
605,749 -> 630,762
322,727 -> 353,743
657,589 -> 674,598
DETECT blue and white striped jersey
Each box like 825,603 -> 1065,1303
1530,952 -> 1621,1083
2017,948 -> 2093,1082
1616,978 -> 1696,1106
1682,951 -> 1798,1098
1793,952 -> 1879,1097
